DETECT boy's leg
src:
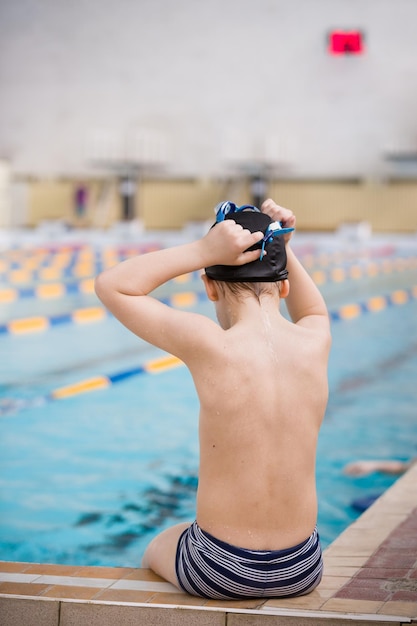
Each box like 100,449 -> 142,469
141,522 -> 191,588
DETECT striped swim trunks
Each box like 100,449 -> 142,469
175,521 -> 323,599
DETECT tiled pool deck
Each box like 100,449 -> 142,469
1,464 -> 416,626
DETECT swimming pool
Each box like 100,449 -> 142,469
1,233 -> 417,566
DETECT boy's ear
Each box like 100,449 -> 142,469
201,273 -> 219,301
279,279 -> 290,299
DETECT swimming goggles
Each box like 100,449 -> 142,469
214,201 -> 294,260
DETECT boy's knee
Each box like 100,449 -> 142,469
140,523 -> 190,584
141,537 -> 158,568
141,549 -> 150,568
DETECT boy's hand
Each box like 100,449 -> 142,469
261,199 -> 296,243
201,220 -> 264,267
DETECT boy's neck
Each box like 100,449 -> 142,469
219,292 -> 281,329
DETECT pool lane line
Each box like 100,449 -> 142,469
309,255 -> 417,285
0,291 -> 207,335
0,307 -> 109,335
0,245 -> 165,280
0,243 -> 163,269
4,241 -> 161,256
0,355 -> 184,416
0,261 -> 157,283
51,354 -> 184,400
0,263 -> 116,283
329,286 -> 417,321
0,278 -> 96,302
0,272 -> 202,302
1,284 -> 416,336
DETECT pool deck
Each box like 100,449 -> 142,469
1,464 -> 416,626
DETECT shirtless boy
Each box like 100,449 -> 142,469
95,198 -> 331,599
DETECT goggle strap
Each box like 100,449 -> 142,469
214,201 -> 260,223
260,222 -> 295,260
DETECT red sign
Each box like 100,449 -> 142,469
328,31 -> 364,55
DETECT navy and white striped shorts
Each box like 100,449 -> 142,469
175,521 -> 323,599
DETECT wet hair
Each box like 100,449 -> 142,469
212,279 -> 282,304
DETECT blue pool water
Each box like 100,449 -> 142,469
1,236 -> 417,566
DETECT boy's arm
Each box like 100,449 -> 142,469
94,221 -> 263,358
284,245 -> 330,329
261,199 -> 330,332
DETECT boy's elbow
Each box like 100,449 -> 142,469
94,271 -> 112,303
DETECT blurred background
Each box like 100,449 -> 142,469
0,0 -> 416,232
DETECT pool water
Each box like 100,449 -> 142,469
1,236 -> 417,566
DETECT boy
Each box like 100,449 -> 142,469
94,198 -> 331,599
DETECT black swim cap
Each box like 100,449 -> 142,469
205,202 -> 290,283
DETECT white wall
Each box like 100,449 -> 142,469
0,0 -> 416,178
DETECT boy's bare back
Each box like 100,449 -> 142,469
191,298 -> 328,550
